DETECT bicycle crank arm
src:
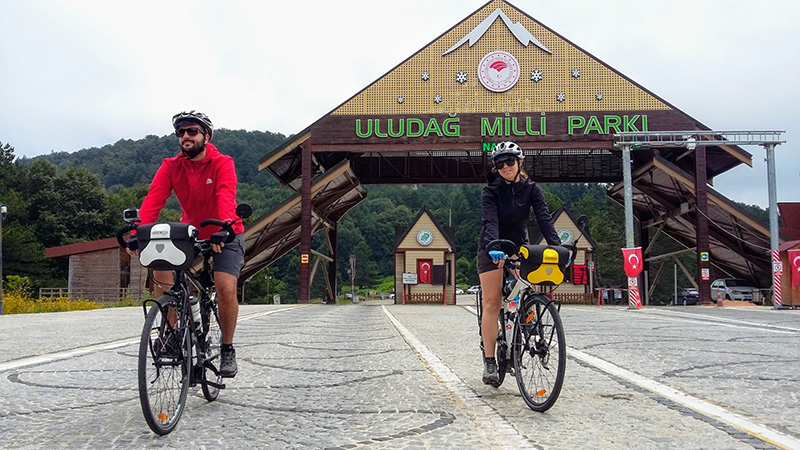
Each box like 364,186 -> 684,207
204,380 -> 226,390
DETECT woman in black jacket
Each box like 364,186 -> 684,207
478,141 -> 561,386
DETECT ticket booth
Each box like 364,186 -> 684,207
393,208 -> 457,304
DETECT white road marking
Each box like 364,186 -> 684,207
382,306 -> 537,449
639,309 -> 800,333
0,307 -> 298,373
568,349 -> 800,450
463,304 -> 800,449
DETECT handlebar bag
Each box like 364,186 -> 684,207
519,244 -> 570,286
137,223 -> 198,271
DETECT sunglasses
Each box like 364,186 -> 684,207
175,127 -> 203,137
494,158 -> 517,169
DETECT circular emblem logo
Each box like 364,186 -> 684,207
478,51 -> 520,92
557,229 -> 574,245
416,229 -> 434,246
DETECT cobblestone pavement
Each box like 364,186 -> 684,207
0,300 -> 798,449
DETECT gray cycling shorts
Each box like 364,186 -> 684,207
212,234 -> 245,277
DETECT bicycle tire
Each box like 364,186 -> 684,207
494,313 -> 508,387
513,294 -> 566,412
201,291 -> 223,401
138,296 -> 190,435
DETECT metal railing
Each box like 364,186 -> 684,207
39,287 -> 147,303
614,130 -> 785,147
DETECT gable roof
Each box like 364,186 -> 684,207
395,207 -> 456,250
531,206 -> 598,249
333,0 -> 671,116
259,0 -> 750,183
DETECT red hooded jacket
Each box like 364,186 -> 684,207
138,143 -> 244,239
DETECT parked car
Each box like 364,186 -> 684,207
466,285 -> 481,294
710,278 -> 759,303
455,287 -> 464,295
670,287 -> 699,306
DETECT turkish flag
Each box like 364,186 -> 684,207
788,249 -> 800,289
622,247 -> 644,278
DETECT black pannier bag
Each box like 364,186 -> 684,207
518,244 -> 570,286
137,223 -> 198,271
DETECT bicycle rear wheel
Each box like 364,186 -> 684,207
513,294 -> 566,412
201,292 -> 223,401
477,288 -> 506,387
138,297 -> 190,435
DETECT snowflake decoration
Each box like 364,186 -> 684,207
556,92 -> 566,102
531,70 -> 543,82
456,71 -> 468,84
596,93 -> 603,101
433,94 -> 442,104
397,96 -> 405,104
421,71 -> 430,81
571,68 -> 581,78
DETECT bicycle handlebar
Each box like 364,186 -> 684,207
199,218 -> 236,244
116,223 -> 135,248
487,238 -> 578,266
115,217 -> 240,250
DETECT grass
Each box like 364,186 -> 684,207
2,292 -> 140,314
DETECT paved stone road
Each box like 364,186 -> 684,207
1,299 -> 799,449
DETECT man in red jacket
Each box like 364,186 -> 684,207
130,110 -> 245,378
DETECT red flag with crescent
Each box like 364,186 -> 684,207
622,247 -> 644,278
788,249 -> 800,289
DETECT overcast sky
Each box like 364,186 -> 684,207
1,0 -> 798,208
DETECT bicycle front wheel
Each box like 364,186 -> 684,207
138,297 -> 190,435
201,292 -> 223,401
494,314 -> 508,387
513,295 -> 566,412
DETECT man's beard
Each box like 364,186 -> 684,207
181,141 -> 206,159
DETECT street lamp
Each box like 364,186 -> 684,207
0,202 -> 6,315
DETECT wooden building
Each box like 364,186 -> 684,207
44,238 -> 148,301
394,209 -> 457,304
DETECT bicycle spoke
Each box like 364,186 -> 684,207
513,295 -> 566,412
138,299 -> 189,435
202,292 -> 223,401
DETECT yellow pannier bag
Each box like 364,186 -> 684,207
518,244 -> 570,286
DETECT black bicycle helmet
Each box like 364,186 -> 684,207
491,141 -> 524,162
172,110 -> 214,139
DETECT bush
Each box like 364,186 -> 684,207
3,292 -> 104,314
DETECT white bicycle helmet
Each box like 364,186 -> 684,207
172,110 -> 214,139
491,141 -> 524,162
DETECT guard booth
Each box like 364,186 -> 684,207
394,208 -> 457,304
530,207 -> 596,303
778,203 -> 800,307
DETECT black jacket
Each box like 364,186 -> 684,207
479,172 -> 560,252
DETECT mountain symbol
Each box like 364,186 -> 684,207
443,8 -> 552,56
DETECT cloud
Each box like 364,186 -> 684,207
0,0 -> 797,207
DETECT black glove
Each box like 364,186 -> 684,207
126,237 -> 138,252
209,231 -> 229,245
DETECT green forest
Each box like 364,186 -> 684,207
0,131 -> 771,304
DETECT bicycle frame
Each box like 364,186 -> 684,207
493,265 -> 561,365
140,256 -> 223,390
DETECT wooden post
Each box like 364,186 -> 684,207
694,144 -> 712,305
299,141 -> 312,303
